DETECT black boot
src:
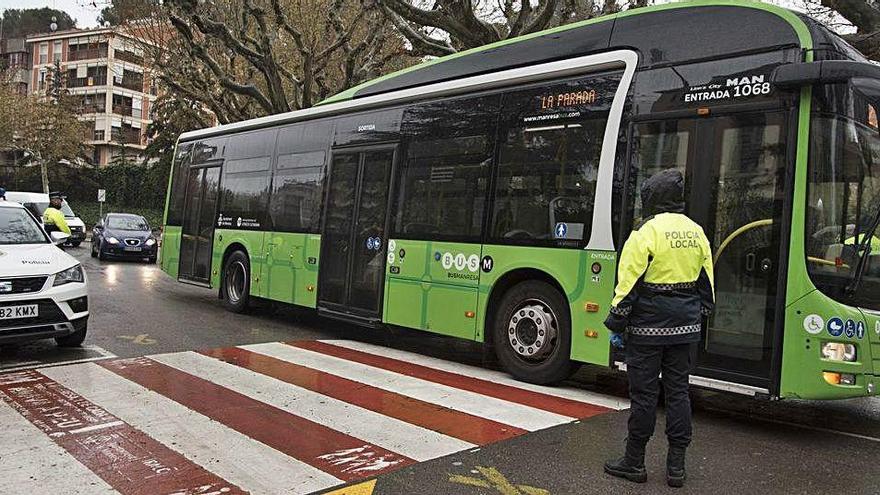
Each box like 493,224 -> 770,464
666,446 -> 687,488
604,442 -> 647,483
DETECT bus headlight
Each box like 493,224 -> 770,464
821,342 -> 857,362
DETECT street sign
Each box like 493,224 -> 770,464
97,189 -> 106,202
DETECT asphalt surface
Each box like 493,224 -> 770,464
2,245 -> 880,494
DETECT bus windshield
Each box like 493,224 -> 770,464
806,111 -> 880,311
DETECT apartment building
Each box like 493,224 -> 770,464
0,38 -> 31,94
27,27 -> 157,166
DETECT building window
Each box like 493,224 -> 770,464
53,41 -> 62,62
39,43 -> 48,64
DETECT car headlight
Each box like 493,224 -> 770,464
145,238 -> 156,246
107,236 -> 119,244
54,264 -> 84,286
821,342 -> 857,362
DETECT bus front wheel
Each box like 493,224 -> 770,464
222,250 -> 251,313
493,280 -> 578,385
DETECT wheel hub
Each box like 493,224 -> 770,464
507,302 -> 557,358
226,261 -> 246,303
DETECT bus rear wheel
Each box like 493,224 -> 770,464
493,280 -> 578,385
222,250 -> 251,313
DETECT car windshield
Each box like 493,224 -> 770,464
0,208 -> 48,245
806,111 -> 880,311
107,216 -> 149,231
25,201 -> 76,218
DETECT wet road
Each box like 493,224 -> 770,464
1,245 -> 879,494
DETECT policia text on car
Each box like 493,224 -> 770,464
602,169 -> 715,488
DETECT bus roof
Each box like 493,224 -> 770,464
179,1 -> 811,143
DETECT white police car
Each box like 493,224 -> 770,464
0,201 -> 88,346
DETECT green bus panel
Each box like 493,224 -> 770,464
160,225 -> 182,279
781,290 -> 874,399
477,245 -> 617,367
383,240 -> 617,366
384,240 -> 481,340
264,232 -> 321,308
211,229 -> 267,295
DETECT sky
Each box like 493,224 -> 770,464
0,0 -> 105,28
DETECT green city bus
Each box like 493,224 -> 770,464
161,1 -> 880,400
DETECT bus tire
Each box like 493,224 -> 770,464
493,280 -> 578,385
222,250 -> 251,313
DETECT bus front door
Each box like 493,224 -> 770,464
318,148 -> 395,323
632,111 -> 787,391
178,165 -> 221,285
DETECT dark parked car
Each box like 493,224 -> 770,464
91,213 -> 158,263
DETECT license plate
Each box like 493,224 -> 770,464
124,247 -> 142,252
0,305 -> 39,319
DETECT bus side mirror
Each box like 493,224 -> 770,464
771,60 -> 880,89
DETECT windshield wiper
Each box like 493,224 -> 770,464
845,201 -> 880,295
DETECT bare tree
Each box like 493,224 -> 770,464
120,0 -> 414,123
817,0 -> 880,59
372,0 -> 649,56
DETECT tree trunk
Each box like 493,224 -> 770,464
39,154 -> 49,194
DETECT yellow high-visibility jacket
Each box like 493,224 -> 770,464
43,207 -> 71,235
604,212 -> 715,345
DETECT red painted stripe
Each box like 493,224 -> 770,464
99,357 -> 413,482
201,346 -> 526,445
0,370 -> 244,495
290,341 -> 609,419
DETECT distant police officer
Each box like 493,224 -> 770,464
603,169 -> 714,488
43,191 -> 71,235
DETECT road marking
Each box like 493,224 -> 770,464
0,354 -> 117,373
324,479 -> 377,495
0,400 -> 118,494
202,346 -> 526,445
158,350 -> 473,461
117,334 -> 156,345
99,356 -> 414,481
293,341 -> 611,419
449,466 -> 549,495
42,362 -> 340,494
326,339 -> 628,411
0,370 -> 244,494
251,342 -> 571,431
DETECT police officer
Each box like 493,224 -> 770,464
603,169 -> 714,488
43,191 -> 71,235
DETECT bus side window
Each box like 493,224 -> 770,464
629,120 -> 695,226
491,73 -> 619,247
167,142 -> 194,226
393,95 -> 500,242
220,130 -> 276,230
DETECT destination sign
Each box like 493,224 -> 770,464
539,89 -> 598,110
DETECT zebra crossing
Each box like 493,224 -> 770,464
0,340 -> 628,494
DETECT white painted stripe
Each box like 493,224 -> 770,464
0,400 -> 118,495
325,340 -> 629,410
41,363 -> 340,495
67,420 -> 125,434
0,354 -> 117,373
244,342 -> 572,431
152,351 -> 474,461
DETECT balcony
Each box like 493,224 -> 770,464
114,50 -> 144,66
111,128 -> 142,145
116,76 -> 144,92
112,104 -> 141,118
68,48 -> 108,62
68,75 -> 108,88
80,103 -> 106,114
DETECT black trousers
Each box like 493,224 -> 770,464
625,342 -> 695,453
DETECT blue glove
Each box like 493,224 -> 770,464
610,332 -> 625,349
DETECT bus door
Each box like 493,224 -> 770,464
179,164 -> 221,285
631,110 -> 787,390
317,147 -> 396,323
